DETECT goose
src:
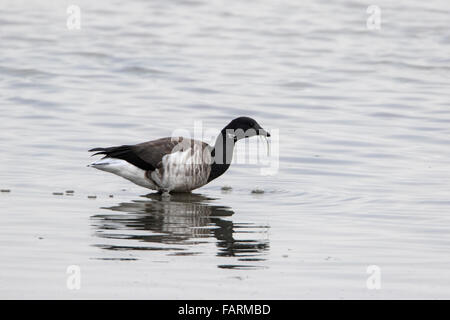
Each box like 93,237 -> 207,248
88,117 -> 270,194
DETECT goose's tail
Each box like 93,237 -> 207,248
88,146 -> 130,169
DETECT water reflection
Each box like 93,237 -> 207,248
91,193 -> 270,269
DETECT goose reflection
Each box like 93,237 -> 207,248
91,193 -> 270,269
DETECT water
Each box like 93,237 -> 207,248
1,0 -> 450,299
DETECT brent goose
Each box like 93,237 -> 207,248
89,117 -> 270,193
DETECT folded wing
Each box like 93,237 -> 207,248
89,137 -> 208,172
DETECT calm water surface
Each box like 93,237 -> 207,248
1,0 -> 450,298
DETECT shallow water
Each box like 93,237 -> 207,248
1,0 -> 450,299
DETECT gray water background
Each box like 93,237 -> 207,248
1,0 -> 450,298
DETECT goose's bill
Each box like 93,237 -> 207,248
258,128 -> 270,137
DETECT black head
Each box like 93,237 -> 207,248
223,116 -> 270,140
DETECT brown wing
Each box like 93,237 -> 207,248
89,137 -> 209,171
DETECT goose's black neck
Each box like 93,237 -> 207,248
207,129 -> 236,182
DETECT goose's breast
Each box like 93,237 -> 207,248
152,146 -> 212,192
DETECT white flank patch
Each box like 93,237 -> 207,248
151,146 -> 211,192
